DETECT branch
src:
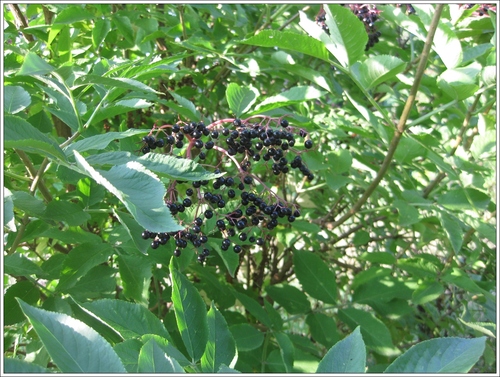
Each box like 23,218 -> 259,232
8,4 -> 34,43
423,93 -> 482,198
330,5 -> 444,230
8,157 -> 51,255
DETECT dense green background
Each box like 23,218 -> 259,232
3,3 -> 496,373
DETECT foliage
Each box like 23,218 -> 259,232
3,3 -> 496,373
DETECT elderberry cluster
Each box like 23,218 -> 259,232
396,4 -> 416,15
461,4 -> 497,16
347,4 -> 382,51
139,116 -> 315,265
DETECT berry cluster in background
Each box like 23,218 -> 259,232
461,3 -> 497,16
139,116 -> 314,264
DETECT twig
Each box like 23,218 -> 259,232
422,93 -> 482,198
8,4 -> 34,43
330,5 -> 444,230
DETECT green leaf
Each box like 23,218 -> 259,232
137,153 -> 222,181
114,210 -> 151,254
352,277 -> 413,304
83,299 -> 172,341
481,65 -> 496,86
229,323 -> 264,352
112,15 -> 134,45
218,364 -> 241,373
43,200 -> 90,226
5,115 -> 67,161
437,187 -> 491,211
385,337 -> 486,373
17,52 -> 55,76
170,262 -> 209,362
338,308 -> 399,357
441,267 -> 494,301
209,240 -> 240,278
66,265 -> 115,298
265,283 -> 311,314
66,297 -> 123,346
306,313 -> 339,348
351,267 -> 392,291
73,151 -> 183,233
189,264 -> 235,310
264,300 -> 283,330
4,253 -> 45,278
226,83 -> 259,116
293,250 -> 337,304
344,91 -> 388,143
141,334 -> 191,368
4,358 -> 50,373
84,151 -> 222,181
397,258 -> 439,279
41,83 -> 82,131
114,338 -> 143,373
255,86 -> 325,113
201,302 -> 237,373
462,43 -> 494,65
412,281 -> 445,305
316,326 -> 366,373
117,254 -> 152,305
394,199 -> 420,226
413,4 -> 463,69
438,212 -> 463,254
232,290 -> 272,328
393,136 -> 425,163
290,220 -> 321,234
168,91 -> 201,121
57,243 -> 112,291
39,227 -> 101,245
53,5 -> 94,24
437,66 -> 480,100
91,99 -> 152,125
281,63 -> 336,93
240,30 -> 330,63
138,338 -> 185,373
5,85 -> 31,114
4,280 -> 41,325
323,4 -> 367,67
458,319 -> 496,339
92,19 -> 111,49
4,187 -> 16,232
64,128 -> 148,157
74,75 -> 160,94
352,55 -> 406,90
275,332 -> 295,373
17,299 -> 126,373
299,5 -> 366,69
358,252 -> 396,265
